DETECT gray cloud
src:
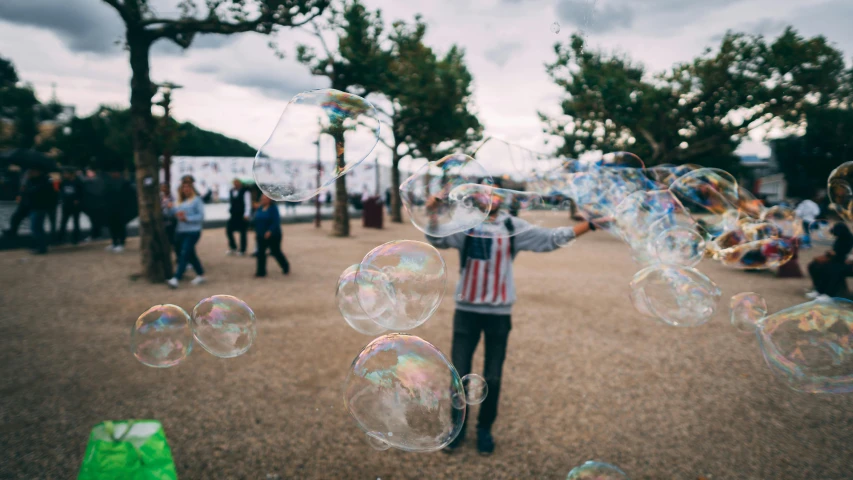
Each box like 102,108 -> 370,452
0,0 -> 123,54
153,34 -> 236,56
191,59 -> 328,100
483,41 -> 524,67
555,0 -> 634,34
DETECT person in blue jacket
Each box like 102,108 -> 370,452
167,181 -> 206,288
253,194 -> 290,277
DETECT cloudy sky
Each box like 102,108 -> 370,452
1,0 -> 851,164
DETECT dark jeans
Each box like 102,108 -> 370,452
801,220 -> 812,246
29,210 -> 48,254
7,202 -> 30,235
57,207 -> 81,244
256,232 -> 289,276
451,309 -> 511,432
227,217 -> 248,253
108,215 -> 126,247
165,221 -> 177,253
175,231 -> 204,280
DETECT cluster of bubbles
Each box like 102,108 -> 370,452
334,240 -> 487,452
130,295 -> 256,368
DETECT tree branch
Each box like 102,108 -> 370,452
102,0 -> 133,24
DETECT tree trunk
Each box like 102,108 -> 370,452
390,148 -> 403,223
128,36 -> 173,281
332,129 -> 349,237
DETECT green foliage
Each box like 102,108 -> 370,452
0,55 -> 39,150
542,27 -> 847,172
45,106 -> 255,171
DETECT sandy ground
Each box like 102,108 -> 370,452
1,216 -> 852,480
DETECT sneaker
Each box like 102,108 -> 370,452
805,290 -> 819,299
191,276 -> 206,286
476,428 -> 494,456
112,245 -> 124,253
442,430 -> 466,454
226,249 -> 236,256
816,294 -> 831,302
238,251 -> 246,257
105,245 -> 116,252
167,277 -> 179,289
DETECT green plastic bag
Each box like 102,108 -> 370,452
78,420 -> 178,480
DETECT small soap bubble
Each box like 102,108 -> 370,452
343,334 -> 465,452
566,461 -> 629,480
131,304 -> 193,368
551,22 -> 561,34
629,265 -> 721,327
461,373 -> 488,405
191,295 -> 256,358
336,264 -> 388,336
730,292 -> 767,333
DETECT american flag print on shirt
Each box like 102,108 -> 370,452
457,235 -> 513,305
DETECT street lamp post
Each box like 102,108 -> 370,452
155,82 -> 183,188
314,136 -> 322,228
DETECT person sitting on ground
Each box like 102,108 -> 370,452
167,181 -> 206,288
253,194 -> 290,277
424,189 -> 603,456
806,223 -> 853,299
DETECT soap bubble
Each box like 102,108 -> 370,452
756,297 -> 853,393
358,240 -> 446,331
730,292 -> 767,333
131,305 -> 193,368
629,265 -> 721,327
452,185 -> 578,238
461,373 -> 488,405
551,21 -> 561,33
190,295 -> 256,358
828,161 -> 853,222
566,461 -> 629,480
712,222 -> 781,251
365,431 -> 392,451
669,168 -> 740,236
473,136 -> 554,175
343,334 -> 465,452
253,89 -> 380,201
614,189 -> 685,265
336,264 -> 389,336
400,154 -> 494,237
716,238 -> 794,270
653,225 -> 705,267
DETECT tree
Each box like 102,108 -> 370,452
0,55 -> 39,150
378,20 -> 482,222
99,0 -> 328,282
541,28 -> 846,172
297,0 -> 387,236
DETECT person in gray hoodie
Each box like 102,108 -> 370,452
425,190 -> 601,456
167,181 -> 206,288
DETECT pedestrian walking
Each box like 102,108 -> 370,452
167,181 -> 206,288
103,170 -> 134,252
25,169 -> 56,254
56,169 -> 83,245
226,179 -> 251,255
253,194 -> 290,277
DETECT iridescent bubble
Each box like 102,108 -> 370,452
566,461 -> 629,480
730,292 -> 767,333
761,205 -> 802,238
614,189 -> 686,265
131,305 -> 193,368
343,334 -> 465,452
461,373 -> 488,405
253,89 -> 380,201
653,225 -> 705,267
336,264 -> 388,336
400,154 -> 494,237
358,240 -> 446,331
473,136 -> 553,176
551,21 -> 561,34
190,295 -> 256,358
828,161 -> 853,222
365,431 -> 391,451
629,265 -> 721,327
756,297 -> 853,393
716,238 -> 794,270
669,168 -> 740,236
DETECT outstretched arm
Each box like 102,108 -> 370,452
425,231 -> 466,250
514,218 -> 598,253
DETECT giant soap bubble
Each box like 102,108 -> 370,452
756,297 -> 853,394
131,305 -> 193,368
828,161 -> 853,222
253,89 -> 380,201
343,334 -> 465,452
400,154 -> 494,237
629,265 -> 721,327
191,295 -> 256,358
669,168 -> 740,236
358,240 -> 446,331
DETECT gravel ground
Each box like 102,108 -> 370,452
1,217 -> 852,479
